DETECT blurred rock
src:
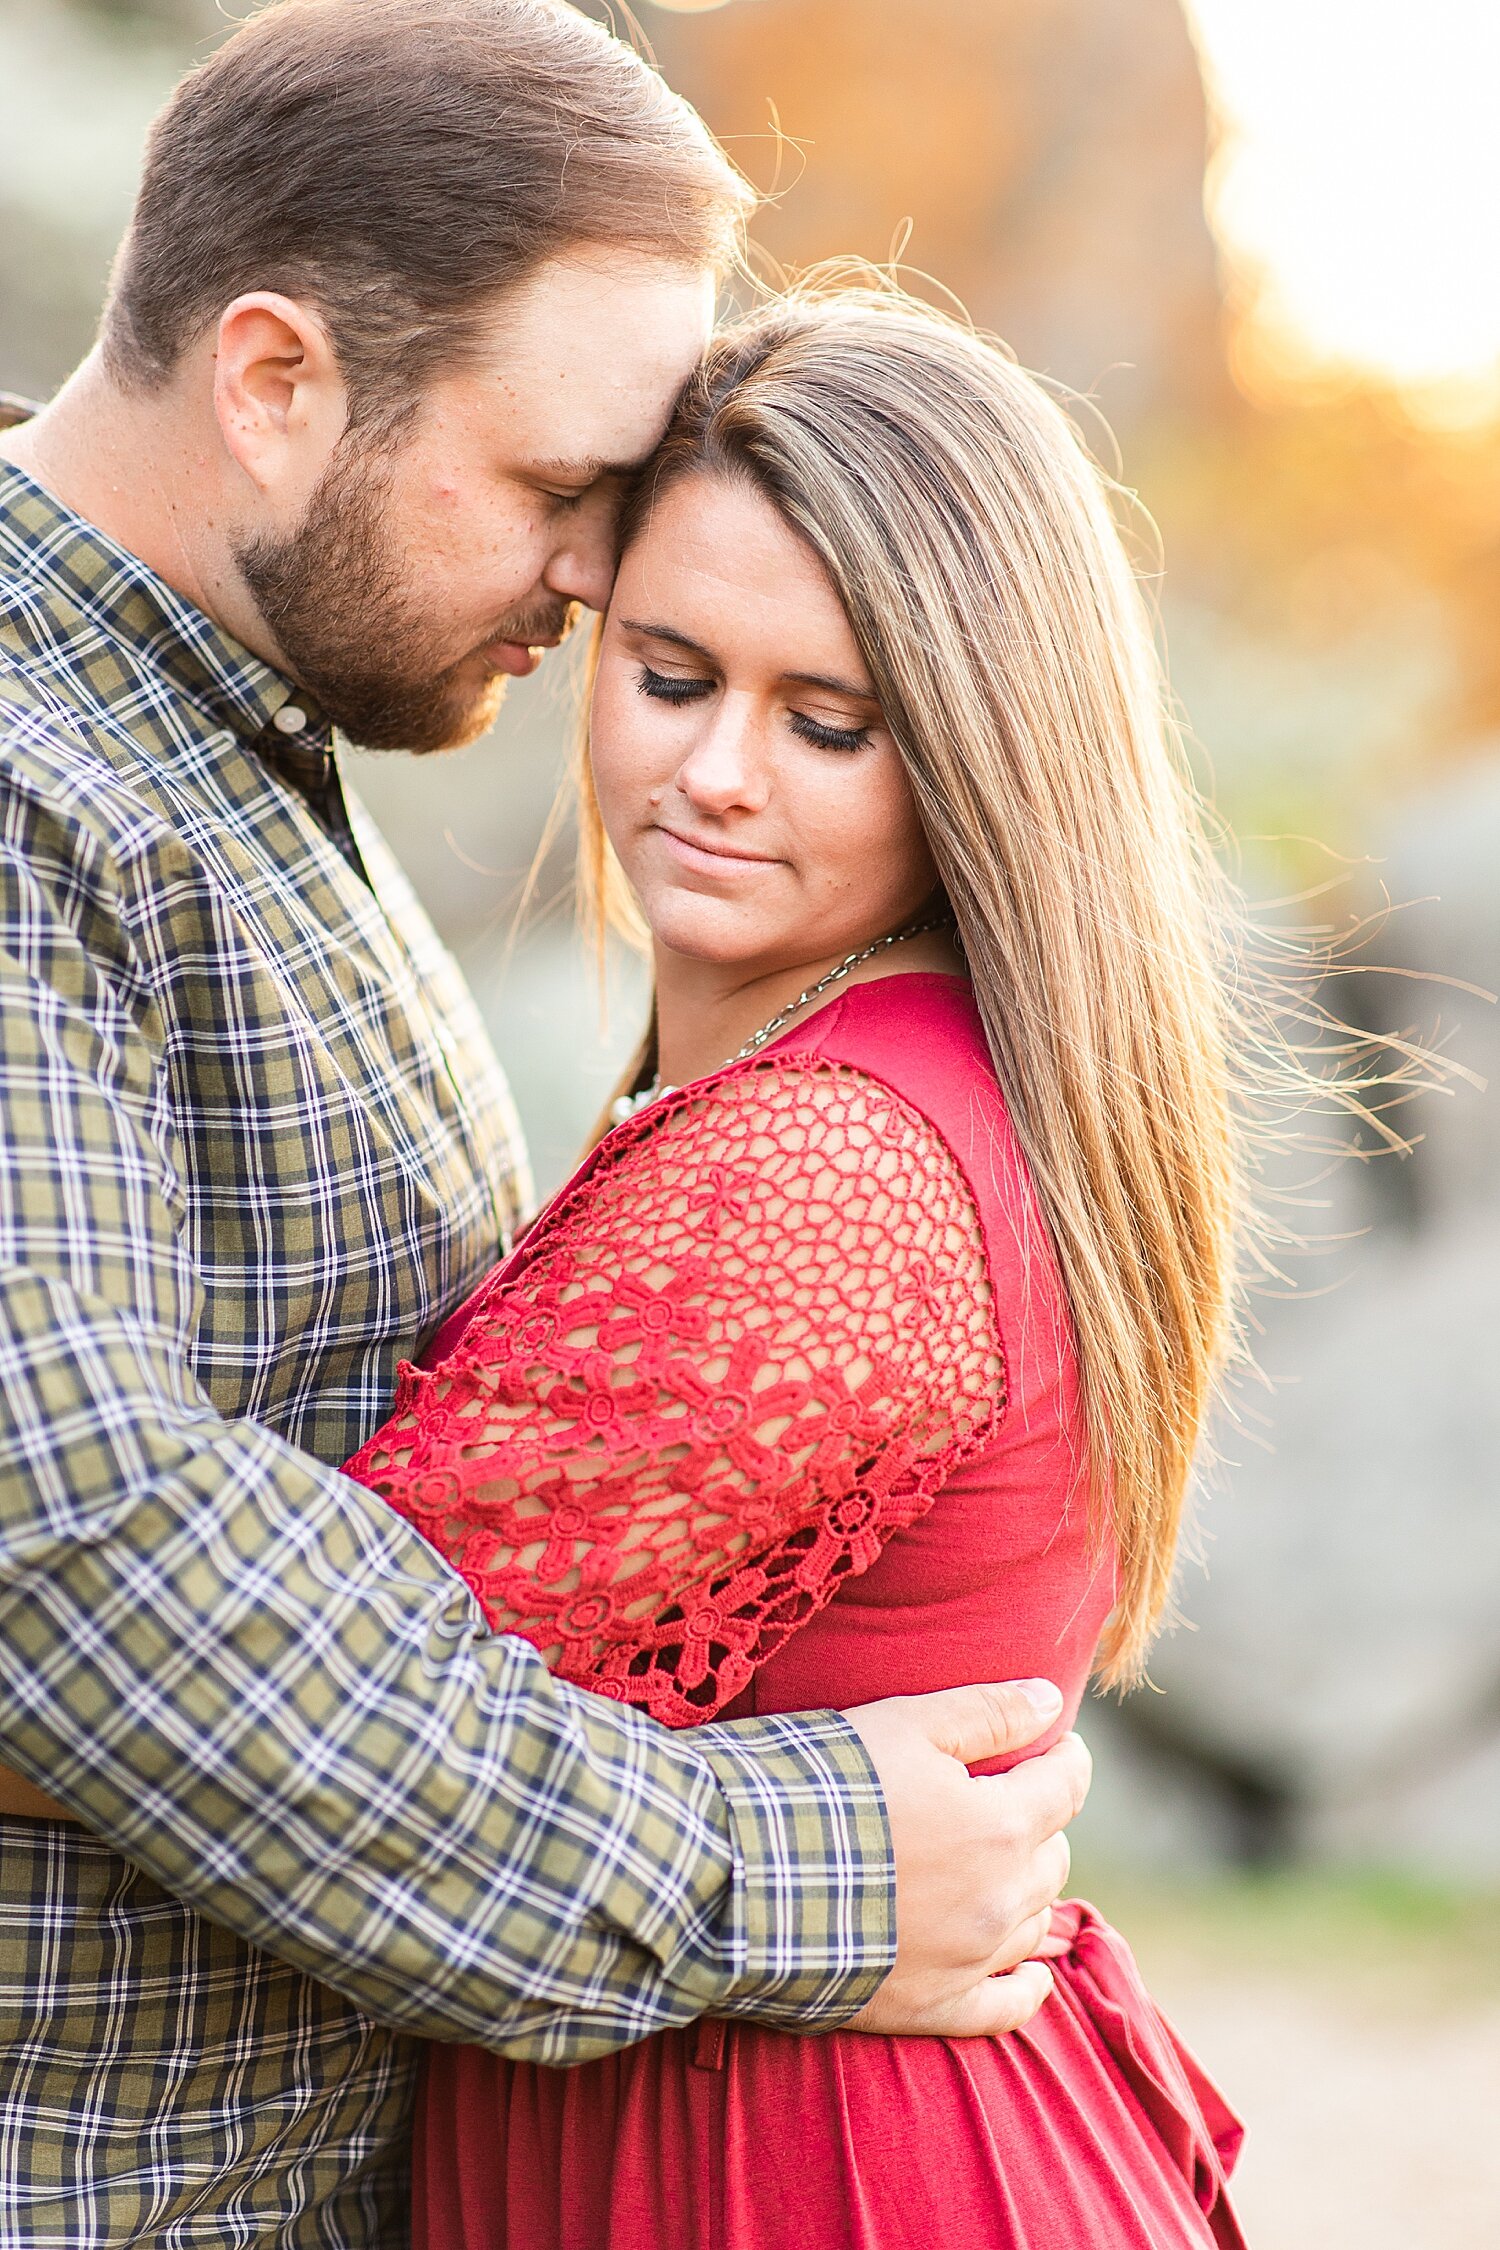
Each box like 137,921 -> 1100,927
344,653 -> 582,946
1069,1697 -> 1250,1871
1127,759 -> 1500,1870
626,0 -> 1232,429
0,2 -> 183,396
1363,754 -> 1500,1225
1305,1722 -> 1500,1882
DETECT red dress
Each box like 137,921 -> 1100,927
345,973 -> 1246,2250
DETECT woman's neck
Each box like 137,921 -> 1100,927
652,923 -> 965,1090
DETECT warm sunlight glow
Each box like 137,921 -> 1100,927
1186,0 -> 1500,411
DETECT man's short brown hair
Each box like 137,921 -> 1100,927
102,0 -> 750,422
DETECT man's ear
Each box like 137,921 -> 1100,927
213,292 -> 348,502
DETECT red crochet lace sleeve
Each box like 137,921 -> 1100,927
345,1057 -> 1005,1727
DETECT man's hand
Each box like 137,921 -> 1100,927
841,1680 -> 1091,2039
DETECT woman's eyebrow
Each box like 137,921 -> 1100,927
782,667 -> 880,702
618,620 -> 716,659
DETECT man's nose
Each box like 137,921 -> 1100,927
545,543 -> 614,616
544,495 -> 622,615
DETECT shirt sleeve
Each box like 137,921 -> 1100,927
346,1058 -> 1004,1727
0,776 -> 895,2064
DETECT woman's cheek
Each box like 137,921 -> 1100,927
813,765 -> 911,892
588,673 -> 641,816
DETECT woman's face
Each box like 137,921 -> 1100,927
590,471 -> 937,977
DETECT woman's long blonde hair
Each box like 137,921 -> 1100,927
577,282 -> 1246,1687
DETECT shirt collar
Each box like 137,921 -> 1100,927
0,400 -> 336,786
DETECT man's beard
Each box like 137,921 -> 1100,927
235,438 -> 574,755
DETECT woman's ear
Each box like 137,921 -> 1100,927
213,291 -> 349,506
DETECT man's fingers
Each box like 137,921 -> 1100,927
982,1906 -> 1054,1978
861,1678 -> 1063,1767
958,1834 -> 1069,1989
845,1958 -> 1057,2040
976,1731 -> 1092,1844
1018,1827 -> 1070,1919
836,1688 -> 1093,2042
962,1960 -> 1056,2037
932,1962 -> 1057,2041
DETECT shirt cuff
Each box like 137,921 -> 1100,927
691,1708 -> 895,2028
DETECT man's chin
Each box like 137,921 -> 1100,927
427,673 -> 511,754
335,671 -> 509,756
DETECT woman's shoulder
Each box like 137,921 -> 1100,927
794,965 -> 983,1048
641,973 -> 1008,1209
774,971 -> 1059,1300
514,986 -> 998,1300
514,972 -> 1029,1296
784,969 -> 990,1086
777,971 -> 1019,1165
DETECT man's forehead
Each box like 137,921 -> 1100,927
467,252 -> 714,452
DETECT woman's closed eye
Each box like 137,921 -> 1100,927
788,710 -> 872,754
637,663 -> 714,706
637,665 -> 871,752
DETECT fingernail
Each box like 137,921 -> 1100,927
1012,1679 -> 1063,1717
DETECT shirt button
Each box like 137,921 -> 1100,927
273,704 -> 308,734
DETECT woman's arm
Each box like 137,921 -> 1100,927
347,1055 -> 1006,1726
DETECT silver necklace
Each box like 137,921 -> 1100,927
609,912 -> 951,1127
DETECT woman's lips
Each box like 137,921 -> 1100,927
654,825 -> 781,875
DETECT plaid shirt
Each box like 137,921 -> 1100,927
0,450 -> 893,2246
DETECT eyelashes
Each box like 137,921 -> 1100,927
636,664 -> 711,707
634,665 -> 871,753
788,711 -> 871,753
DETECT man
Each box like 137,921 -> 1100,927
0,2 -> 1089,2242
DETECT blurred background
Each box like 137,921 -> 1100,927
3,0 -> 1498,2238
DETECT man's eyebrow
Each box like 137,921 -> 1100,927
527,453 -> 639,484
619,621 -> 878,703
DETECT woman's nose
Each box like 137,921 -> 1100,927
675,704 -> 771,815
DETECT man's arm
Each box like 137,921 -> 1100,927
0,783 -> 896,2060
0,786 -> 1086,2060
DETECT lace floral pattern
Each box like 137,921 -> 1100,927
346,1058 -> 1005,1726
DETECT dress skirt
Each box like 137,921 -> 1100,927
413,1903 -> 1246,2250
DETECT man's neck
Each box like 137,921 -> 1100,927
0,352 -> 278,667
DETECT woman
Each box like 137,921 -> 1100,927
346,286 -> 1248,2248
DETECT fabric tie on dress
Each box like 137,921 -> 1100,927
1045,1901 -> 1248,2250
